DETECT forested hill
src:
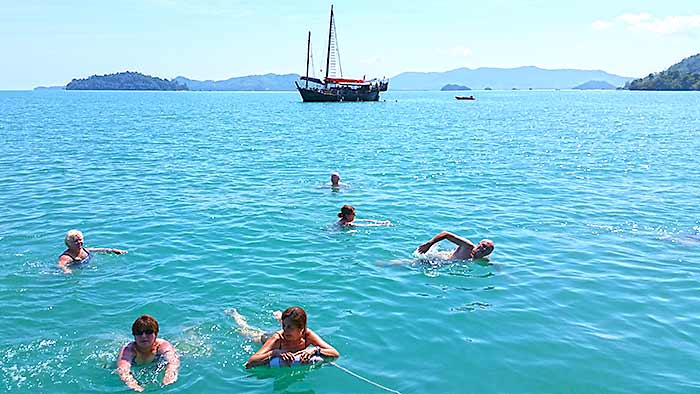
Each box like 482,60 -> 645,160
66,71 -> 188,90
626,54 -> 700,91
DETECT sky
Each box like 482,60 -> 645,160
1,0 -> 699,90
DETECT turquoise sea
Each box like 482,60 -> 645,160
1,90 -> 699,393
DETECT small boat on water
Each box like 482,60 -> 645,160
295,6 -> 388,102
455,96 -> 475,100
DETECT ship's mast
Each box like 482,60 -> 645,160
305,31 -> 311,88
324,5 -> 334,82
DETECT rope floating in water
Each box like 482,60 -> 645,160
329,361 -> 401,394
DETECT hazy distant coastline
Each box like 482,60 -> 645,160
37,66 -> 636,92
34,86 -> 65,91
49,52 -> 699,92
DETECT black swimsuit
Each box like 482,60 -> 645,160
60,248 -> 92,265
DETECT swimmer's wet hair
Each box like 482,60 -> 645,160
64,229 -> 83,247
338,205 -> 355,218
132,315 -> 159,336
281,306 -> 307,330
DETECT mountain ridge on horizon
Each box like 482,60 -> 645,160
174,73 -> 299,91
389,66 -> 634,90
172,66 -> 633,91
32,66 -> 636,91
401,65 -> 620,74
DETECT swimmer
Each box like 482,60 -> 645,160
324,172 -> 349,189
236,306 -> 340,369
330,172 -> 341,187
417,231 -> 494,260
58,229 -> 127,274
337,205 -> 391,227
116,315 -> 180,392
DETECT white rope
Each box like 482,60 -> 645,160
329,361 -> 401,394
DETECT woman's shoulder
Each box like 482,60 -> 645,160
118,341 -> 136,358
57,252 -> 72,263
156,338 -> 173,348
304,328 -> 323,343
262,330 -> 284,345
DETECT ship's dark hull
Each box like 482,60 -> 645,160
296,82 -> 380,102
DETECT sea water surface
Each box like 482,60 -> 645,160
0,90 -> 699,393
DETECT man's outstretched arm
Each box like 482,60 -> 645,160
417,231 -> 474,253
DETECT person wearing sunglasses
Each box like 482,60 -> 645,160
116,315 -> 180,392
417,231 -> 494,260
57,229 -> 127,274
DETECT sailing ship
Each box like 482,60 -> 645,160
295,6 -> 388,102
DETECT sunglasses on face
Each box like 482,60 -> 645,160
133,329 -> 155,336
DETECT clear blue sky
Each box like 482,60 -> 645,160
1,0 -> 698,89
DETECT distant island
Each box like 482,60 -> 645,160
625,53 -> 700,91
66,71 -> 188,91
390,66 -> 633,90
573,80 -> 617,90
441,84 -> 471,91
34,86 -> 65,91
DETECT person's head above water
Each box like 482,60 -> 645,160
337,204 -> 355,222
280,306 -> 307,341
132,314 -> 159,337
330,172 -> 341,186
473,239 -> 495,259
64,229 -> 84,248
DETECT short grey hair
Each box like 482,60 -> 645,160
64,229 -> 83,247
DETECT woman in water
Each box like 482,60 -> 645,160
116,315 -> 180,392
336,205 -> 391,227
233,306 -> 340,368
57,229 -> 127,274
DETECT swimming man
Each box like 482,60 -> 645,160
417,231 -> 494,260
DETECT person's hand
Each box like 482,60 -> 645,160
295,347 -> 318,363
113,249 -> 128,254
417,241 -> 433,254
62,267 -> 73,274
280,351 -> 295,363
162,370 -> 178,386
272,349 -> 295,363
125,380 -> 144,392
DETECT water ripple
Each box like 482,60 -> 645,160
0,90 -> 699,393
